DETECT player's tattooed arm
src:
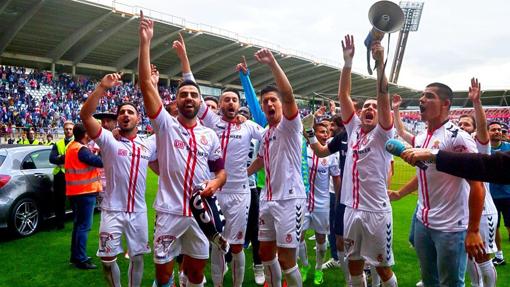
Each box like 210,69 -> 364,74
254,48 -> 298,119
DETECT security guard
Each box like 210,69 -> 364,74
49,121 -> 74,229
65,123 -> 103,270
21,129 -> 40,145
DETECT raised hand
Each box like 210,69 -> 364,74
371,41 -> 384,63
172,32 -> 187,60
329,100 -> 336,114
468,77 -> 481,103
139,10 -> 154,44
254,48 -> 276,66
236,56 -> 248,74
392,94 -> 402,110
341,34 -> 355,66
99,73 -> 122,90
150,64 -> 159,87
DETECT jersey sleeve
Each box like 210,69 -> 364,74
374,124 -> 396,142
150,105 -> 171,133
329,154 -> 341,176
247,120 -> 264,141
449,128 -> 478,154
208,131 -> 223,162
343,113 -> 361,137
278,113 -> 302,133
93,128 -> 116,152
147,134 -> 158,162
197,97 -> 221,127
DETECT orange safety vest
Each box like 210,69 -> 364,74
65,141 -> 102,196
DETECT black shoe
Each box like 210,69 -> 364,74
492,257 -> 506,266
74,260 -> 97,270
69,257 -> 92,265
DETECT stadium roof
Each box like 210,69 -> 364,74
0,0 -> 508,108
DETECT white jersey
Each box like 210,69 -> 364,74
257,114 -> 306,201
341,113 -> 394,212
413,120 -> 477,232
198,102 -> 264,192
150,107 -> 223,216
307,146 -> 340,212
475,139 -> 498,216
93,129 -> 157,213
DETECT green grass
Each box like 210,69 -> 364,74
1,158 -> 509,286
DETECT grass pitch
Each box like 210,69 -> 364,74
0,158 -> 508,286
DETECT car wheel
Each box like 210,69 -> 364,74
9,197 -> 40,237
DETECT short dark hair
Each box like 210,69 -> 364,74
459,114 -> 476,129
426,82 -> 454,109
331,114 -> 344,127
204,96 -> 218,105
352,98 -> 363,112
221,88 -> 240,101
314,122 -> 328,131
117,102 -> 138,117
488,121 -> 502,129
73,123 -> 87,141
260,85 -> 280,98
177,79 -> 201,94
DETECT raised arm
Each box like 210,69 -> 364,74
468,78 -> 489,143
392,94 -> 414,145
80,73 -> 122,138
173,32 -> 194,80
138,11 -> 162,118
254,49 -> 298,119
238,57 -> 267,127
339,35 -> 356,121
372,41 -> 392,129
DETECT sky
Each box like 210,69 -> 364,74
111,0 -> 509,91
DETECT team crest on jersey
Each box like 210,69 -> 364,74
174,139 -> 185,149
285,233 -> 293,243
118,149 -> 128,156
200,135 -> 208,145
431,140 -> 440,149
321,158 -> 328,166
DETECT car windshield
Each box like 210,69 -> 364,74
0,155 -> 5,167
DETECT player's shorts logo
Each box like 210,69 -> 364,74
377,254 -> 384,263
99,232 -> 114,253
236,231 -> 244,240
344,238 -> 354,252
155,235 -> 176,258
258,218 -> 265,226
285,233 -> 292,243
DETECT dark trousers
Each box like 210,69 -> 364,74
53,172 -> 66,228
245,187 -> 261,265
69,193 -> 96,263
328,193 -> 339,260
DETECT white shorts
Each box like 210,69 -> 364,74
153,212 -> 209,264
259,198 -> 306,248
481,213 -> 498,254
217,191 -> 250,245
303,211 -> 330,235
343,207 -> 394,266
96,210 -> 150,258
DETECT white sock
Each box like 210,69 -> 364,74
350,273 -> 367,287
337,251 -> 350,284
370,265 -> 380,287
129,255 -> 144,287
381,273 -> 398,287
262,258 -> 282,287
179,272 -> 188,287
298,241 -> 308,266
101,258 -> 121,287
467,258 -> 482,287
232,250 -> 246,287
283,265 -> 302,287
186,281 -> 204,287
211,245 -> 225,286
479,259 -> 497,287
495,250 -> 503,259
315,242 -> 327,270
